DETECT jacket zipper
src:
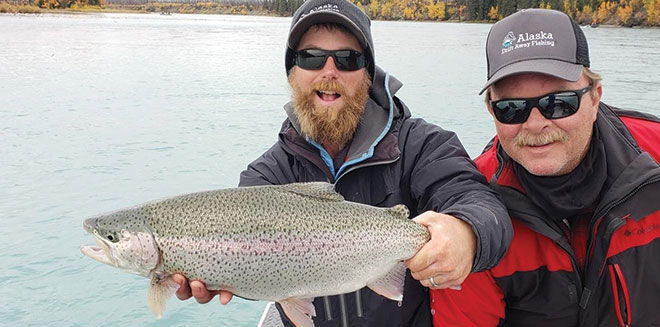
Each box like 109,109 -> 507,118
579,177 -> 660,323
584,177 -> 660,280
335,157 -> 400,185
608,263 -> 632,326
587,177 -> 660,264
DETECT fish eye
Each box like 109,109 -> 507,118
106,233 -> 118,243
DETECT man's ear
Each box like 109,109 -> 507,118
485,88 -> 496,119
588,83 -> 602,122
592,83 -> 603,104
486,103 -> 496,119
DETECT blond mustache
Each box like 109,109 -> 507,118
312,80 -> 345,95
514,130 -> 569,147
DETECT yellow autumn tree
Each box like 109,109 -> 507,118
596,1 -> 616,23
450,4 -> 466,20
644,0 -> 660,25
380,1 -> 394,19
563,0 -> 572,16
488,6 -> 501,20
39,0 -> 59,8
616,2 -> 633,25
578,4 -> 593,23
403,6 -> 415,19
369,0 -> 380,18
447,4 -> 457,18
427,0 -> 445,20
356,1 -> 365,13
391,0 -> 408,19
563,0 -> 576,17
594,2 -> 605,23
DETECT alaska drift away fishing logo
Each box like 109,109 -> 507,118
502,32 -> 515,48
501,30 -> 555,54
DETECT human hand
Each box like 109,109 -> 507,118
405,211 -> 476,290
172,274 -> 234,305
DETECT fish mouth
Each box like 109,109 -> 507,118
81,221 -> 118,267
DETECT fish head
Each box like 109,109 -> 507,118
81,209 -> 160,277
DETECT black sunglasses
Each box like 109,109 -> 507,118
490,85 -> 594,124
294,49 -> 367,71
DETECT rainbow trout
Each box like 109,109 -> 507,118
80,182 -> 429,327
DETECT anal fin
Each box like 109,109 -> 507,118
278,297 -> 316,327
366,261 -> 407,302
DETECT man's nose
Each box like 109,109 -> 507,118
523,106 -> 551,130
319,55 -> 339,79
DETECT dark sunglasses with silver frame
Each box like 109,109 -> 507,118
293,49 -> 367,71
490,85 -> 594,124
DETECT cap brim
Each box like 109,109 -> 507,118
479,59 -> 584,95
287,11 -> 367,51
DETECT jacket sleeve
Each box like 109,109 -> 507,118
430,271 -> 505,326
238,143 -> 298,187
403,119 -> 513,271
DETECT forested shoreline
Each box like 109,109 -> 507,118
2,0 -> 659,26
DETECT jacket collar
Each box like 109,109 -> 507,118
593,103 -> 660,218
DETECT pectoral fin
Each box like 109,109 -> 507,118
147,274 -> 179,319
366,261 -> 407,302
278,297 -> 316,327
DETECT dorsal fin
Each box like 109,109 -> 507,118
385,204 -> 410,219
278,182 -> 344,202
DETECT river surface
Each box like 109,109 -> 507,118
1,12 -> 659,326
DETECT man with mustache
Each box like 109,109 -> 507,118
173,0 -> 512,326
431,9 -> 660,326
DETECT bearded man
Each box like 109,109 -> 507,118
173,0 -> 512,326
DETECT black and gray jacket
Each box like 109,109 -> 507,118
239,67 -> 512,327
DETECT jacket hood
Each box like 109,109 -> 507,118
279,65 -> 409,180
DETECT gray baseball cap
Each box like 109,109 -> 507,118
285,0 -> 375,80
480,9 -> 590,94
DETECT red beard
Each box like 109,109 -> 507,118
289,72 -> 371,148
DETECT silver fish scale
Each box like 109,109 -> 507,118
128,184 -> 427,301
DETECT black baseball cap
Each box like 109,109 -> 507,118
480,9 -> 590,94
285,0 -> 375,80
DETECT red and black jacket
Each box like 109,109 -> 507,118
431,103 -> 660,326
